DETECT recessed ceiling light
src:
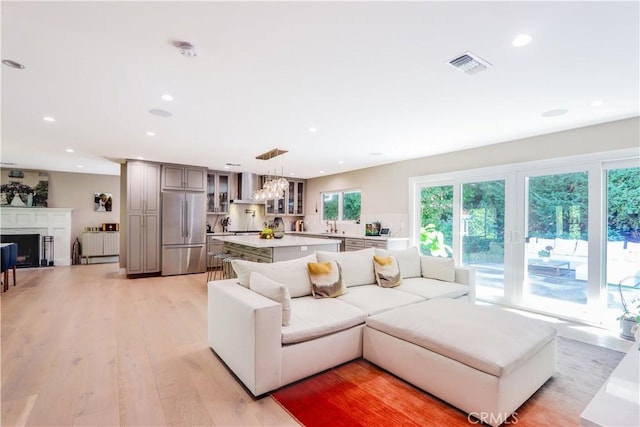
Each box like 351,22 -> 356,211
512,34 -> 532,47
308,127 -> 317,133
338,160 -> 344,165
541,108 -> 568,117
173,41 -> 197,57
42,116 -> 56,122
65,148 -> 74,153
136,156 -> 144,160
146,131 -> 156,136
2,59 -> 25,69
369,152 -> 384,156
149,109 -> 172,117
224,165 -> 230,169
590,99 -> 605,107
77,165 -> 84,168
289,172 -> 295,176
161,94 -> 174,101
319,170 -> 325,174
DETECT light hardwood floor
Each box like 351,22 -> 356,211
1,264 -> 298,427
2,264 -> 632,426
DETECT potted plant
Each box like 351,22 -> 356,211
617,276 -> 640,341
537,245 -> 553,262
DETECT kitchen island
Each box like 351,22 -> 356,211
212,234 -> 342,263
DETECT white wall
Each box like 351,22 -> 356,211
304,117 -> 640,236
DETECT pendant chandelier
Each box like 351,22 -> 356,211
252,148 -> 289,201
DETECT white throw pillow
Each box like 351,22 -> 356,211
374,247 -> 421,278
420,256 -> 456,282
232,253 -> 316,298
249,272 -> 291,326
316,248 -> 376,287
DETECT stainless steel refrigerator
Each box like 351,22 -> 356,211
161,191 -> 206,275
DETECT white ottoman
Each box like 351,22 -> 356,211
363,299 -> 556,427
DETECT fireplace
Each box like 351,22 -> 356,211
0,234 -> 40,268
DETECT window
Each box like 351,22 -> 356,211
322,190 -> 361,221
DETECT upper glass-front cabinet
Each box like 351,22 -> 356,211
207,172 -> 230,214
265,178 -> 305,216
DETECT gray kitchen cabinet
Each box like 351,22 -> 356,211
82,231 -> 119,263
126,161 -> 161,275
345,237 -> 366,252
207,235 -> 224,254
162,164 -> 207,191
207,172 -> 231,214
364,239 -> 387,249
224,241 -> 273,263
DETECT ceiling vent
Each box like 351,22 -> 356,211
447,51 -> 492,75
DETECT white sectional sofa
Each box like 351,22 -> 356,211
207,246 -> 476,396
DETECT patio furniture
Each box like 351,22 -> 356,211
527,259 -> 570,276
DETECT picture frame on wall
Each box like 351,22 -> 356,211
95,192 -> 113,212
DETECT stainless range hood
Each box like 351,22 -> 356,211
231,173 -> 263,204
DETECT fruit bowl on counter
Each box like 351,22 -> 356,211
259,228 -> 274,239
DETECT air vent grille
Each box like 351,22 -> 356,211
447,51 -> 491,75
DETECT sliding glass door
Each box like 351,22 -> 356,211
412,153 -> 638,328
461,180 -> 506,300
523,171 -> 589,316
605,166 -> 640,327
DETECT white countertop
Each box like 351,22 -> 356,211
211,234 -> 343,248
580,345 -> 640,426
286,231 -> 409,241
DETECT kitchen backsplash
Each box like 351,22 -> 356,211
303,213 -> 409,237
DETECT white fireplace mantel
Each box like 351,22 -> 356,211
0,207 -> 73,266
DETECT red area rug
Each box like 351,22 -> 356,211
271,337 -> 624,427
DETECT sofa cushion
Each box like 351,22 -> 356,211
420,256 -> 455,282
395,277 -> 469,300
232,254 -> 316,298
282,297 -> 368,345
316,248 -> 376,287
366,299 -> 557,377
574,239 -> 589,257
337,284 -> 424,315
374,247 -> 422,278
307,260 -> 347,298
249,272 -> 292,326
373,256 -> 401,288
554,238 -> 577,256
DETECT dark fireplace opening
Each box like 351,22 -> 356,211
0,234 -> 40,268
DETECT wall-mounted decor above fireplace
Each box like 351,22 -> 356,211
0,169 -> 48,207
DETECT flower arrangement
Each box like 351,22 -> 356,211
537,245 -> 553,258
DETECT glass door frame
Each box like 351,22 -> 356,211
516,163 -> 603,320
409,149 -> 638,326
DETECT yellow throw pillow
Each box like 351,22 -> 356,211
307,261 -> 346,298
373,255 -> 401,288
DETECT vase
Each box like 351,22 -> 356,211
273,217 -> 285,239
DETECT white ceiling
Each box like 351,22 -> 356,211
2,1 -> 639,178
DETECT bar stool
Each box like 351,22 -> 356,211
222,256 -> 241,280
